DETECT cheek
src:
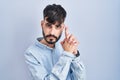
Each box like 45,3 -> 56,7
56,30 -> 62,36
43,28 -> 49,35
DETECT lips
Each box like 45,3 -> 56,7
48,36 -> 55,39
46,35 -> 57,40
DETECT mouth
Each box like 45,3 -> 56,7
48,36 -> 55,38
46,35 -> 57,39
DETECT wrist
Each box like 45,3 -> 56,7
73,50 -> 77,54
75,50 -> 80,57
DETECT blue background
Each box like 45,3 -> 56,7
0,0 -> 120,80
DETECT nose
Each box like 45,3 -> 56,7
50,26 -> 55,35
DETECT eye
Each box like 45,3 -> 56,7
46,23 -> 52,28
55,25 -> 61,29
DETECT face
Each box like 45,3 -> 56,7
41,19 -> 64,44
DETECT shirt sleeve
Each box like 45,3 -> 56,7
70,55 -> 86,80
24,50 -> 75,80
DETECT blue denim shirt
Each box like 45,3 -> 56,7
24,37 -> 85,80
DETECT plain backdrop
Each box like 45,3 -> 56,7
0,0 -> 120,80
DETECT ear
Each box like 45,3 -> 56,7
41,20 -> 44,28
61,23 -> 65,30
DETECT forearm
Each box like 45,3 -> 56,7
70,53 -> 86,80
50,51 -> 74,80
25,51 -> 75,80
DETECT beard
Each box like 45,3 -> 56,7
42,30 -> 62,44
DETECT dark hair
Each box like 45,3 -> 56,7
43,4 -> 67,25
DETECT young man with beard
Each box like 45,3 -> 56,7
25,4 -> 85,80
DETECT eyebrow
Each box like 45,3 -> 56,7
55,24 -> 61,27
46,21 -> 61,27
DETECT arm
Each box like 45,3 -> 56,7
71,53 -> 86,80
24,50 -> 74,80
62,26 -> 86,80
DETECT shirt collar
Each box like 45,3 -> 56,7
35,37 -> 56,50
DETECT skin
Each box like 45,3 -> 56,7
40,18 -> 79,55
61,27 -> 79,55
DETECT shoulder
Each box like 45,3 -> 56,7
24,43 -> 44,61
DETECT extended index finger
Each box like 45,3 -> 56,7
65,26 -> 69,38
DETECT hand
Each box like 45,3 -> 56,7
61,26 -> 79,55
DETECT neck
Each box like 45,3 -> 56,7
40,39 -> 55,48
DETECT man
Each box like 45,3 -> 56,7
25,4 -> 85,80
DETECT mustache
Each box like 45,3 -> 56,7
45,34 -> 57,39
